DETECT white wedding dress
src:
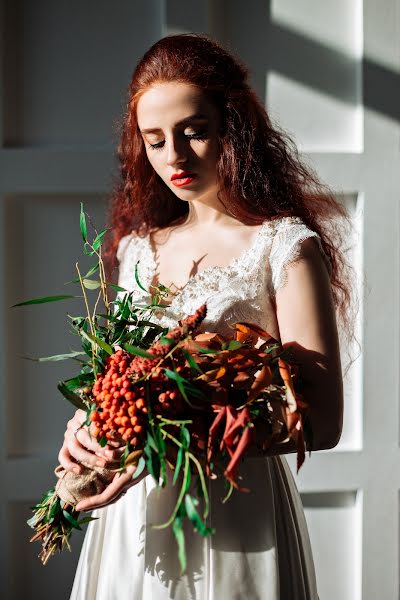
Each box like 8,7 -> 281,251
70,216 -> 331,599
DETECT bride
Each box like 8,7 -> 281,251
58,33 -> 357,599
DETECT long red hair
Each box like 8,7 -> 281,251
104,32 -> 360,374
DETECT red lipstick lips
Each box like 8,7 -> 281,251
171,171 -> 196,187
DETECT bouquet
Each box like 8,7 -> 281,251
14,205 -> 313,574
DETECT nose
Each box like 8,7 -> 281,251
166,134 -> 187,167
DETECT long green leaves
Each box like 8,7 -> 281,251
79,202 -> 87,242
12,295 -> 77,307
57,382 -> 86,410
22,351 -> 86,363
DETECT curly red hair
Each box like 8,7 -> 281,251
104,32 -> 360,375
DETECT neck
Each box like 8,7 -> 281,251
183,194 -> 239,227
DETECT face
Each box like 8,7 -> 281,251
136,82 -> 221,203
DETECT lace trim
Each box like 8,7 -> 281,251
116,216 -> 332,328
117,220 -> 276,328
143,220 -> 274,298
116,232 -> 135,263
270,217 -> 333,294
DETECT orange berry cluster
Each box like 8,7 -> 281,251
130,362 -> 187,417
90,349 -> 147,448
88,305 -> 211,449
89,349 -> 189,448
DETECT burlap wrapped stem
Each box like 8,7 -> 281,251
53,460 -> 121,507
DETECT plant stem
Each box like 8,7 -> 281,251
76,262 -> 97,364
151,451 -> 190,530
162,429 -> 210,520
97,246 -> 109,310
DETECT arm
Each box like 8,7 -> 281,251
251,236 -> 343,457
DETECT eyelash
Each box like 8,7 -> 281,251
148,130 -> 208,151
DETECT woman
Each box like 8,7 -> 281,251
59,33 -> 358,599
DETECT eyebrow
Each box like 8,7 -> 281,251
140,112 -> 209,134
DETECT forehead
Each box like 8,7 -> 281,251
136,82 -> 215,130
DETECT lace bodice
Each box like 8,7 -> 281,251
116,216 -> 332,340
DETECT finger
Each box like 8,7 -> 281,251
65,428 -> 109,469
75,465 -> 137,511
75,468 -> 149,512
75,463 -> 148,511
68,416 -> 123,461
58,442 -> 83,474
70,408 -> 87,426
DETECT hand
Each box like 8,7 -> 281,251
58,408 -> 121,473
74,460 -> 148,512
58,408 -> 148,511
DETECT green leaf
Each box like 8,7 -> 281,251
49,497 -> 62,520
62,372 -> 94,390
132,455 -> 146,480
190,342 -> 220,355
172,447 -> 184,485
122,343 -> 155,359
146,432 -> 160,454
63,508 -> 82,530
77,515 -> 99,525
83,242 -> 95,256
180,426 -> 191,450
172,512 -> 187,575
163,368 -> 207,406
108,283 -> 128,292
57,382 -> 85,410
134,261 -> 148,293
118,444 -> 131,470
80,330 -> 113,355
80,202 -> 87,242
82,279 -> 101,290
93,229 -> 107,251
159,336 -> 175,347
21,350 -> 86,363
144,444 -> 161,482
65,262 -> 100,284
86,262 -> 101,277
184,457 -> 191,493
221,339 -> 243,351
184,494 -> 213,536
27,514 -> 38,528
221,481 -> 234,504
181,348 -> 203,373
11,294 -> 77,307
163,368 -> 189,395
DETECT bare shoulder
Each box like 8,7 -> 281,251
275,236 -> 333,308
275,234 -> 338,358
277,233 -> 332,291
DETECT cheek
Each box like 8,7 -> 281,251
145,151 -> 163,175
201,142 -> 219,169
194,139 -> 216,161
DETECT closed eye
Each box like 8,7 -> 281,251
147,130 -> 208,151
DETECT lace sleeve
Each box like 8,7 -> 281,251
270,217 -> 333,294
116,231 -> 140,295
116,232 -> 135,264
